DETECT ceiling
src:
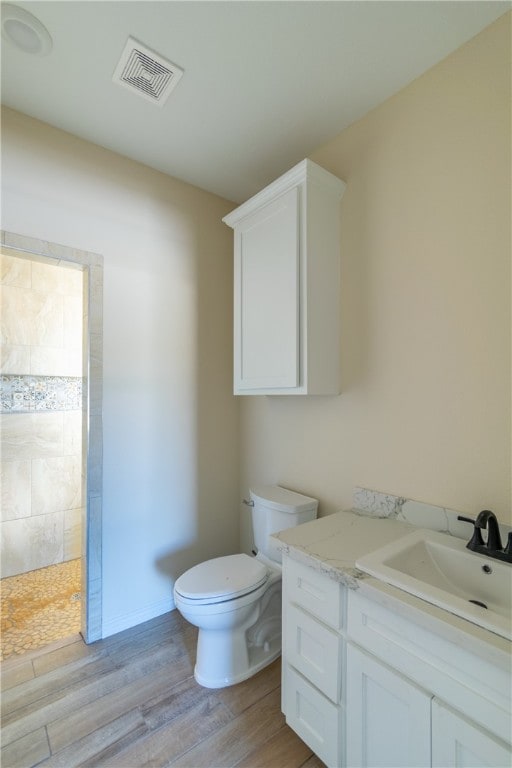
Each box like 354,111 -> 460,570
1,1 -> 510,203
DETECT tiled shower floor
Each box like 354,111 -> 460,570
1,559 -> 81,660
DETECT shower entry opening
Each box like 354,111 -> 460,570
0,231 -> 103,659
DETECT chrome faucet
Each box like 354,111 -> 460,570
458,510 -> 512,563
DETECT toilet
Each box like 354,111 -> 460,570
173,485 -> 318,688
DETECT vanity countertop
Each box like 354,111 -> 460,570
272,509 -> 511,664
272,508 -> 415,588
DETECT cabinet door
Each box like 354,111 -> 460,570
346,643 -> 431,768
234,186 -> 299,391
432,699 -> 511,768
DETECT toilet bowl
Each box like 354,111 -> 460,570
174,552 -> 282,688
173,486 -> 318,688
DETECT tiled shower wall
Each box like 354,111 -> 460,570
0,252 -> 84,578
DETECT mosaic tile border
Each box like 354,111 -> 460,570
1,374 -> 83,413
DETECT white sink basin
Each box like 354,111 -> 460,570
356,528 -> 512,640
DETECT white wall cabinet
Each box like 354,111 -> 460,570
223,159 -> 346,395
281,559 -> 511,768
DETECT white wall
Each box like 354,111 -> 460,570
239,13 -> 511,548
1,108 -> 239,636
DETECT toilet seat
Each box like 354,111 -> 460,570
174,553 -> 268,605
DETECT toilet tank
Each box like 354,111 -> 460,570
250,485 -> 318,562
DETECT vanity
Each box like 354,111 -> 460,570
273,508 -> 512,768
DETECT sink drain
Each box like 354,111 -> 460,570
468,599 -> 487,609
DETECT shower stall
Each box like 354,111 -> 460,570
0,231 -> 103,657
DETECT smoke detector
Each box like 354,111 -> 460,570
113,36 -> 183,106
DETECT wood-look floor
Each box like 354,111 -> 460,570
1,609 -> 325,768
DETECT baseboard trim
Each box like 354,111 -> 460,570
102,596 -> 175,639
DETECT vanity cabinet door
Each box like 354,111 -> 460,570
234,187 -> 300,392
346,643 -> 431,768
432,699 -> 511,768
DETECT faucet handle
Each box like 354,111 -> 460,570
457,515 -> 475,525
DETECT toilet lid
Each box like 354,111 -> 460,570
174,554 -> 268,603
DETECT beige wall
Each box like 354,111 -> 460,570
1,109 -> 239,635
240,13 -> 511,546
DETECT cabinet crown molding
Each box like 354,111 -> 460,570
222,158 -> 346,229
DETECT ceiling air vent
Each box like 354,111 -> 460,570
112,36 -> 183,106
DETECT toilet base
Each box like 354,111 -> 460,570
194,632 -> 281,689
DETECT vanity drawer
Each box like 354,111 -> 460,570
285,556 -> 345,630
283,663 -> 342,768
284,603 -> 343,703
